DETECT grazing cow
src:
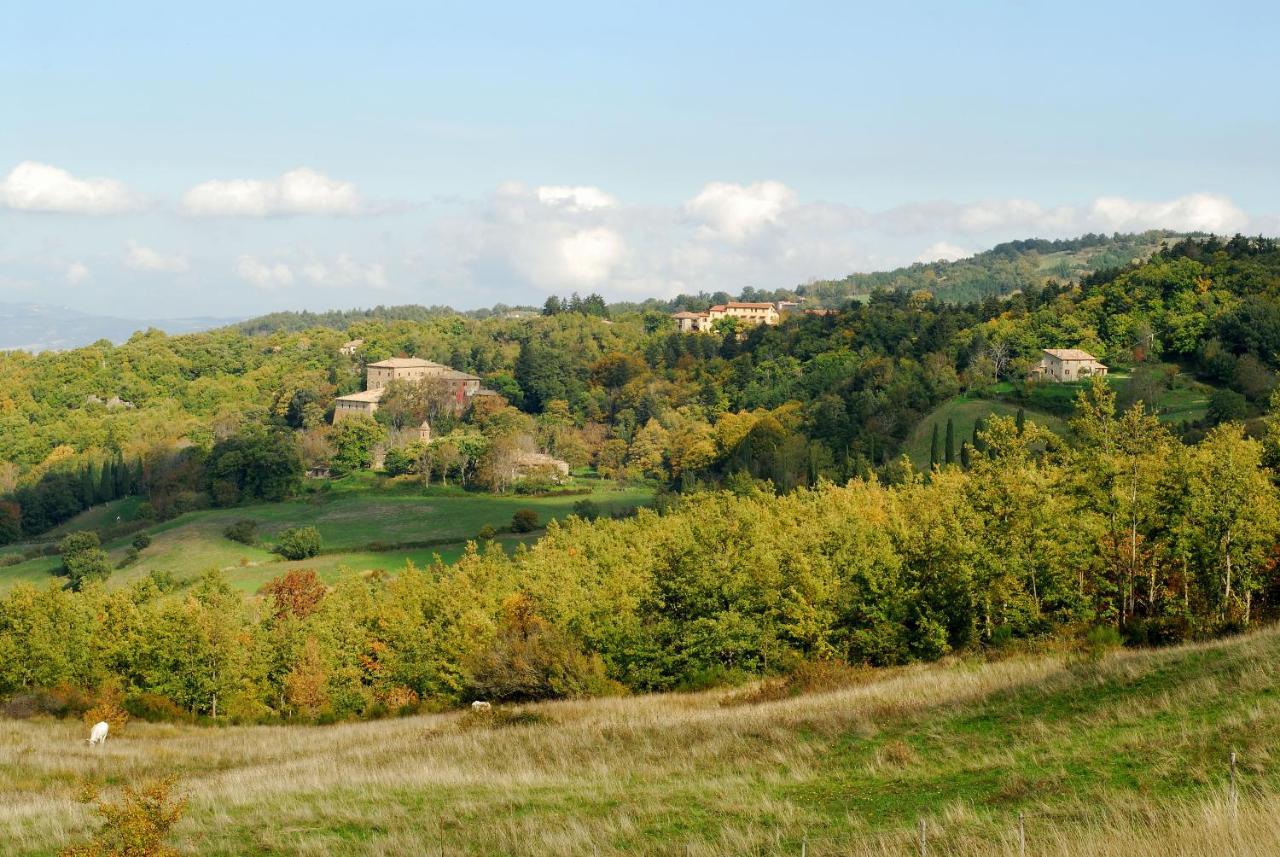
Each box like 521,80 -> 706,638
470,701 -> 491,712
88,721 -> 109,747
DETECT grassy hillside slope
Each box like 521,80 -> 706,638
0,479 -> 653,595
904,396 -> 1065,470
5,627 -> 1280,855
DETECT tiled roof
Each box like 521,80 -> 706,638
368,357 -> 442,368
335,388 -> 385,403
1043,348 -> 1101,361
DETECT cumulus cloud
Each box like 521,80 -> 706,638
234,256 -> 295,289
536,185 -> 617,212
300,253 -> 388,289
234,251 -> 388,291
65,262 -> 91,285
181,167 -> 364,216
124,241 -> 189,273
558,228 -> 626,284
0,161 -> 141,214
916,242 -> 971,263
1089,193 -> 1248,233
419,181 -> 1270,303
685,180 -> 797,241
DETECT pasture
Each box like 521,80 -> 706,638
0,477 -> 653,595
4,626 -> 1280,855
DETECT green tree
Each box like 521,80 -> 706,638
330,415 -> 386,474
60,531 -> 112,591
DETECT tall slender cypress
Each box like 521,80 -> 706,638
929,424 -> 940,470
945,418 -> 955,465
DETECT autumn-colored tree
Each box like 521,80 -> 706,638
262,569 -> 327,620
284,636 -> 330,718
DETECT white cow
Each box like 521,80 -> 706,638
470,701 -> 491,712
87,721 -> 109,747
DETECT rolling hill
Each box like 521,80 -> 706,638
4,625 -> 1278,855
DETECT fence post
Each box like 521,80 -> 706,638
1018,810 -> 1025,857
801,838 -> 807,857
918,817 -> 927,857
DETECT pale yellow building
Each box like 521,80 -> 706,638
672,301 -> 781,333
333,357 -> 484,424
1034,348 -> 1108,383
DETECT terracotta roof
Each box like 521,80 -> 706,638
1043,348 -> 1101,362
672,311 -> 707,318
709,304 -> 728,312
438,368 -> 482,381
367,357 -> 442,369
335,388 -> 385,403
725,302 -> 776,309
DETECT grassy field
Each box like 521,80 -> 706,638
0,477 -> 653,596
904,396 -> 1065,470
4,627 -> 1280,855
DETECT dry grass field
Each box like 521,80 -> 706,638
3,627 -> 1279,856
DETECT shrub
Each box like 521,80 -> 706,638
60,776 -> 187,857
510,508 -> 540,533
131,532 -> 152,551
1080,624 -> 1123,661
274,527 -> 322,560
123,693 -> 192,724
0,554 -> 21,567
223,519 -> 258,545
476,524 -> 498,541
571,498 -> 601,521
116,546 -> 139,569
146,569 -> 177,592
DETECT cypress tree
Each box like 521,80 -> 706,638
113,455 -> 128,498
945,418 -> 955,465
960,441 -> 972,470
929,424 -> 940,470
973,417 -> 988,454
1016,408 -> 1026,435
80,464 -> 97,507
98,461 -> 115,503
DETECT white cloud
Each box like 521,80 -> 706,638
65,262 -> 91,285
685,180 -> 797,241
301,252 -> 388,289
181,167 -> 363,216
233,251 -> 387,291
559,228 -> 625,284
536,185 -> 617,212
0,161 -> 141,214
124,241 -> 189,273
915,242 -> 971,263
1089,193 -> 1248,233
234,256 -> 295,289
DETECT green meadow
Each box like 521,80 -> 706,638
0,476 -> 654,596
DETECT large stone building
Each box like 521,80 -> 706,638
332,357 -> 484,424
1033,348 -> 1108,383
672,302 -> 781,333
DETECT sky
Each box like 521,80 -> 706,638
2,1 -> 1279,319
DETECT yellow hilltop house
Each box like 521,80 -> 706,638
672,302 -> 781,333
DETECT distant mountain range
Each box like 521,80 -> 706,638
0,303 -> 241,352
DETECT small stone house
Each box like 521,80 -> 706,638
1034,348 -> 1108,383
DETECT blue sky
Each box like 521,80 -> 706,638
3,1 -> 1278,317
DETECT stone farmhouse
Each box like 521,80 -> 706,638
333,357 -> 485,425
1033,348 -> 1108,383
672,301 -> 781,333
